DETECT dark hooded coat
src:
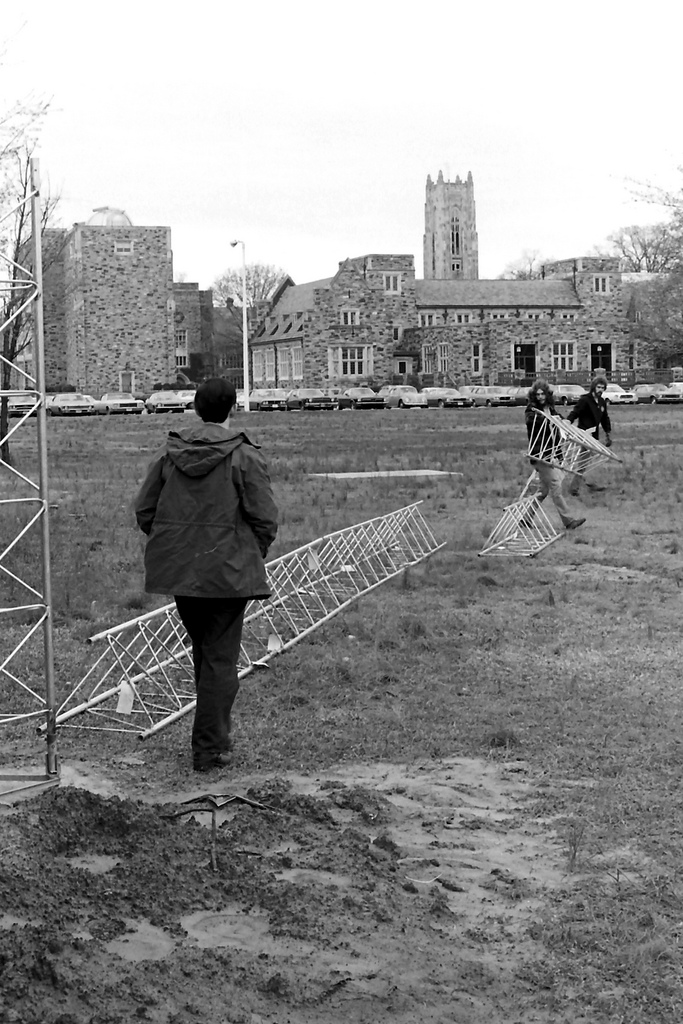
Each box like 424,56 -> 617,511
134,422 -> 278,599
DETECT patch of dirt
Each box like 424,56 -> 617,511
0,756 -> 570,1024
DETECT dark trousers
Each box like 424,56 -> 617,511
174,596 -> 248,764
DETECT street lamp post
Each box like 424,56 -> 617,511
230,239 -> 250,412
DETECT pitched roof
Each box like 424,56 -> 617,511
273,278 -> 333,314
416,279 -> 581,308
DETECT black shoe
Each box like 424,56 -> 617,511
193,752 -> 232,773
586,483 -> 605,492
565,517 -> 586,531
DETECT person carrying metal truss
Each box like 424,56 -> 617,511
524,380 -> 586,532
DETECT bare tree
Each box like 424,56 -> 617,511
212,263 -> 289,308
498,250 -> 547,280
0,144 -> 60,465
599,223 -> 683,273
633,273 -> 683,364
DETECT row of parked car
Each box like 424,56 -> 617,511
460,382 -> 683,407
248,385 -> 473,411
6,390 -> 199,417
246,381 -> 683,411
8,380 -> 683,420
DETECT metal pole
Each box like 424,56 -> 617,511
30,158 -> 58,777
231,239 -> 250,411
241,243 -> 250,410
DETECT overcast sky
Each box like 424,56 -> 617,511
2,1 -> 681,290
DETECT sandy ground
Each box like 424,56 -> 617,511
0,750 -> 576,1024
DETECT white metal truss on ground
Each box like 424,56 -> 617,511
49,502 -> 444,739
0,159 -> 58,793
480,409 -> 621,558
479,486 -> 562,557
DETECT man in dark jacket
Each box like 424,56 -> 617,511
135,378 -> 278,772
566,377 -> 612,495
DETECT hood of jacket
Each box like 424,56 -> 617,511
164,422 -> 260,479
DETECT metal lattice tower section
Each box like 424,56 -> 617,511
0,159 -> 58,786
480,408 -> 621,557
47,503 -> 444,738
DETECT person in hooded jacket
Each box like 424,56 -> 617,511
135,377 -> 278,772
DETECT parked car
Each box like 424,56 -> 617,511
656,383 -> 683,403
286,388 -> 337,411
46,393 -> 97,416
633,383 -> 681,404
99,392 -> 145,414
7,393 -> 39,417
377,385 -> 429,409
248,389 -> 289,411
553,384 -> 588,406
604,383 -> 637,405
145,390 -> 196,413
504,386 -> 530,406
83,395 -> 107,414
420,387 -> 474,409
457,385 -> 514,407
337,386 -> 386,410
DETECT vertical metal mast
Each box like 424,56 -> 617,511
0,156 -> 58,795
30,158 -> 58,775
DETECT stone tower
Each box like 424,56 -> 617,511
423,170 -> 479,280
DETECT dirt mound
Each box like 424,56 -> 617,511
0,758 -> 565,1023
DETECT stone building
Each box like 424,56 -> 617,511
251,173 -> 658,390
423,170 -> 479,280
251,255 -> 416,389
42,207 -> 209,395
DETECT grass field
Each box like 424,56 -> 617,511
4,403 -> 683,1020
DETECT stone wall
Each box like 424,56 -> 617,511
51,224 -> 175,394
423,171 -> 479,280
252,255 -> 417,387
41,229 -> 68,386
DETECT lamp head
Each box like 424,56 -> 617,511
230,240 -> 241,247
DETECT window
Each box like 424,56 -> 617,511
340,309 -> 360,326
383,273 -> 401,294
252,350 -> 264,382
264,349 -> 275,380
328,345 -> 373,378
174,329 -> 188,368
456,313 -> 471,324
450,216 -> 460,257
451,261 -> 461,273
559,312 -> 576,321
114,239 -> 134,255
342,346 -> 365,375
292,346 -> 303,379
438,344 -> 449,373
526,312 -> 543,320
392,325 -> 403,341
422,347 -> 435,374
277,347 -> 290,381
420,313 -> 436,327
471,343 -> 480,375
552,341 -> 575,372
594,276 -> 610,294
490,312 -> 508,321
